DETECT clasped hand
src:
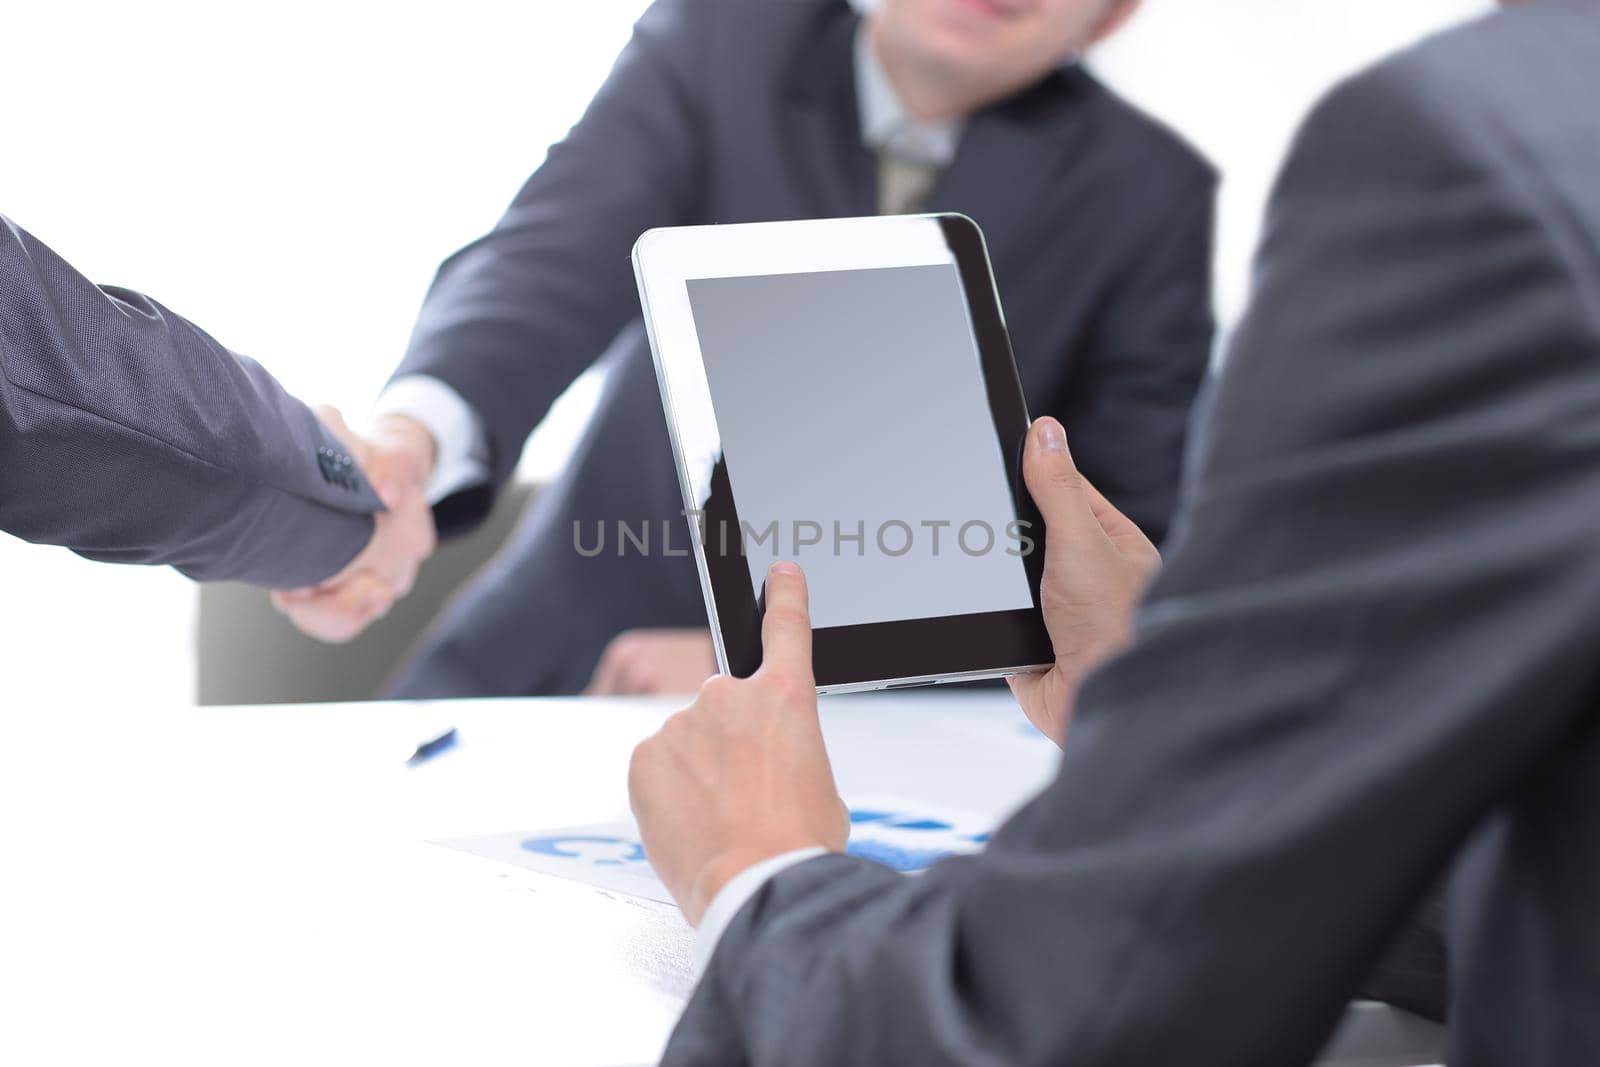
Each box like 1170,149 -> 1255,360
271,409 -> 438,642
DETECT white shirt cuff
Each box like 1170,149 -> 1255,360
373,374 -> 492,505
691,847 -> 830,979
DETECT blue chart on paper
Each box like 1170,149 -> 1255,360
845,840 -> 960,872
844,809 -> 990,873
521,835 -> 648,868
508,805 -> 992,882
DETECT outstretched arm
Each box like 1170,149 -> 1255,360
0,216 -> 382,588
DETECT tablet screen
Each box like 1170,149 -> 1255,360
688,263 -> 1035,630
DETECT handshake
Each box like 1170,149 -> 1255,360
272,407 -> 721,696
267,408 -> 745,698
270,410 -> 440,643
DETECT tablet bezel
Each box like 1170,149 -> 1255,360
633,214 -> 1053,693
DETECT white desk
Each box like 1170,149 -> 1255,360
0,692 -> 1441,1066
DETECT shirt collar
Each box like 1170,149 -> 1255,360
853,24 -> 964,168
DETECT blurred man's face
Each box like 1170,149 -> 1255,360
876,0 -> 1134,99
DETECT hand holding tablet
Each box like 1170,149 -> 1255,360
634,214 -> 1087,692
628,419 -> 1160,921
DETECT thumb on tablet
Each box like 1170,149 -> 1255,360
760,560 -> 814,683
1025,417 -> 1099,554
1024,417 -> 1148,557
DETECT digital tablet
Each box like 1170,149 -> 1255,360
633,214 -> 1052,694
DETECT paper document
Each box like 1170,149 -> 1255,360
435,797 -> 994,905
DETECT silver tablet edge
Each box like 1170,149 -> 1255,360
818,663 -> 1053,697
632,231 -> 734,678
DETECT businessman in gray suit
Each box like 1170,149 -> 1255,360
629,1 -> 1600,1062
0,216 -> 433,605
274,0 -> 1219,699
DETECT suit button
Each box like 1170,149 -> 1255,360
318,447 -> 361,492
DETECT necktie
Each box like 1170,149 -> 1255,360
876,152 -> 942,216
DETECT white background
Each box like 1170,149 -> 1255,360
0,0 -> 1490,709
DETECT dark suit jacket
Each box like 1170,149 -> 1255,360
666,3 -> 1600,1064
388,0 -> 1216,698
0,217 -> 381,587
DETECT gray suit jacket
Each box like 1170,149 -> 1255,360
667,3 -> 1600,1064
387,0 -> 1216,698
0,217 -> 381,587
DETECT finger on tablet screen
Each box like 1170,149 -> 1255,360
760,561 -> 814,680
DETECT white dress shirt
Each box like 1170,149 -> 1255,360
369,374 -> 493,503
373,23 -> 961,505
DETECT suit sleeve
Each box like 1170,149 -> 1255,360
391,0 -> 706,529
0,217 -> 382,587
668,53 -> 1600,1067
1059,172 -> 1216,546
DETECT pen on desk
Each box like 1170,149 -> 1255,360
406,727 -> 459,766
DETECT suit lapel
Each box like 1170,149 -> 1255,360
777,3 -> 878,219
928,69 -> 1092,270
